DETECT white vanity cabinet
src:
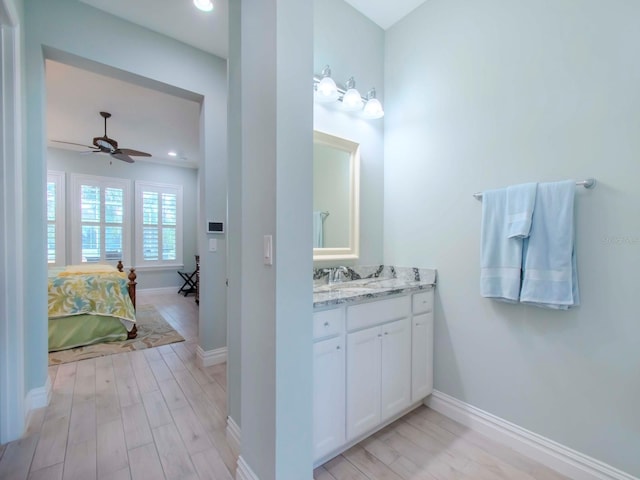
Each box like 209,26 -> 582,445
411,290 -> 434,402
343,295 -> 413,441
346,311 -> 411,440
312,309 -> 346,460
313,286 -> 435,465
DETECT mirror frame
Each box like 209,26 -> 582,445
313,130 -> 360,261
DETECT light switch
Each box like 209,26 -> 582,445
263,235 -> 273,265
209,238 -> 217,252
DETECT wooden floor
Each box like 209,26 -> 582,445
0,292 -> 568,480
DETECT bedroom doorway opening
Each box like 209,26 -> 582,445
44,56 -> 203,351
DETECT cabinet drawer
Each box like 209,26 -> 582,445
347,296 -> 411,332
412,290 -> 433,314
313,308 -> 344,340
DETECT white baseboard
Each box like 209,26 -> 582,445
226,416 -> 241,456
196,345 -> 227,368
137,286 -> 182,295
427,390 -> 638,480
236,455 -> 260,480
24,375 -> 51,424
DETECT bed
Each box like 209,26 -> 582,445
48,261 -> 138,352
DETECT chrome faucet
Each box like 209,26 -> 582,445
332,266 -> 349,284
322,266 -> 350,284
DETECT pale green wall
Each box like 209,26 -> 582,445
384,0 -> 640,475
47,147 -> 198,289
24,0 -> 228,394
313,0 -> 385,267
235,0 -> 313,478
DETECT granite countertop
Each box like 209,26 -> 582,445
313,265 -> 436,308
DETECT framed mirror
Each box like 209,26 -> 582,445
313,131 -> 360,261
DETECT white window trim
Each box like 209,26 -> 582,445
70,173 -> 132,266
47,170 -> 66,266
134,180 -> 183,268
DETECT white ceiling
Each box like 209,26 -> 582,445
344,0 -> 428,30
78,0 -> 427,61
46,60 -> 201,168
78,0 -> 229,59
48,0 -> 424,168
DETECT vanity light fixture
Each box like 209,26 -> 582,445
313,66 -> 384,119
315,65 -> 339,103
362,88 -> 384,119
193,0 -> 214,12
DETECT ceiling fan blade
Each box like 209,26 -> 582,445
117,148 -> 151,157
51,140 -> 95,149
111,152 -> 135,164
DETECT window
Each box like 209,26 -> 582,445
47,171 -> 66,266
135,181 -> 183,267
70,174 -> 131,265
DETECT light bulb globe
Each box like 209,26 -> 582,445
342,88 -> 363,112
363,98 -> 384,119
315,77 -> 339,103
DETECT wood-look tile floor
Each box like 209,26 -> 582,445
0,292 -> 569,480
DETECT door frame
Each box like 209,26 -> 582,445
0,0 -> 26,444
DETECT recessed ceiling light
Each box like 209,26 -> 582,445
193,0 -> 214,12
168,151 -> 178,157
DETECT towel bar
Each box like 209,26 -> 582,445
473,178 -> 596,200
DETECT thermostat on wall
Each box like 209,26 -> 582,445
207,222 -> 224,234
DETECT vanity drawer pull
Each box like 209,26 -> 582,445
412,291 -> 433,314
313,308 -> 344,340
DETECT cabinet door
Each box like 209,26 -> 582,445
346,326 -> 382,440
411,312 -> 434,402
313,336 -> 346,460
380,317 -> 412,422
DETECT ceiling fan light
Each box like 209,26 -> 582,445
193,0 -> 214,12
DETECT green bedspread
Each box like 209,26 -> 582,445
48,314 -> 129,352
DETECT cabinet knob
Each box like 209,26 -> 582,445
324,322 -> 329,327
384,332 -> 389,335
336,345 -> 341,350
377,334 -> 382,337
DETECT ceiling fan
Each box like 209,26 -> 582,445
52,111 -> 152,163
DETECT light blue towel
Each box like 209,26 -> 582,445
506,183 -> 537,238
480,188 -> 523,303
313,211 -> 324,248
520,180 -> 579,309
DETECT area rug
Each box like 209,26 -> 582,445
48,305 -> 185,365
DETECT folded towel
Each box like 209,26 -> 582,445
506,183 -> 537,238
480,188 -> 523,303
520,180 -> 579,309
